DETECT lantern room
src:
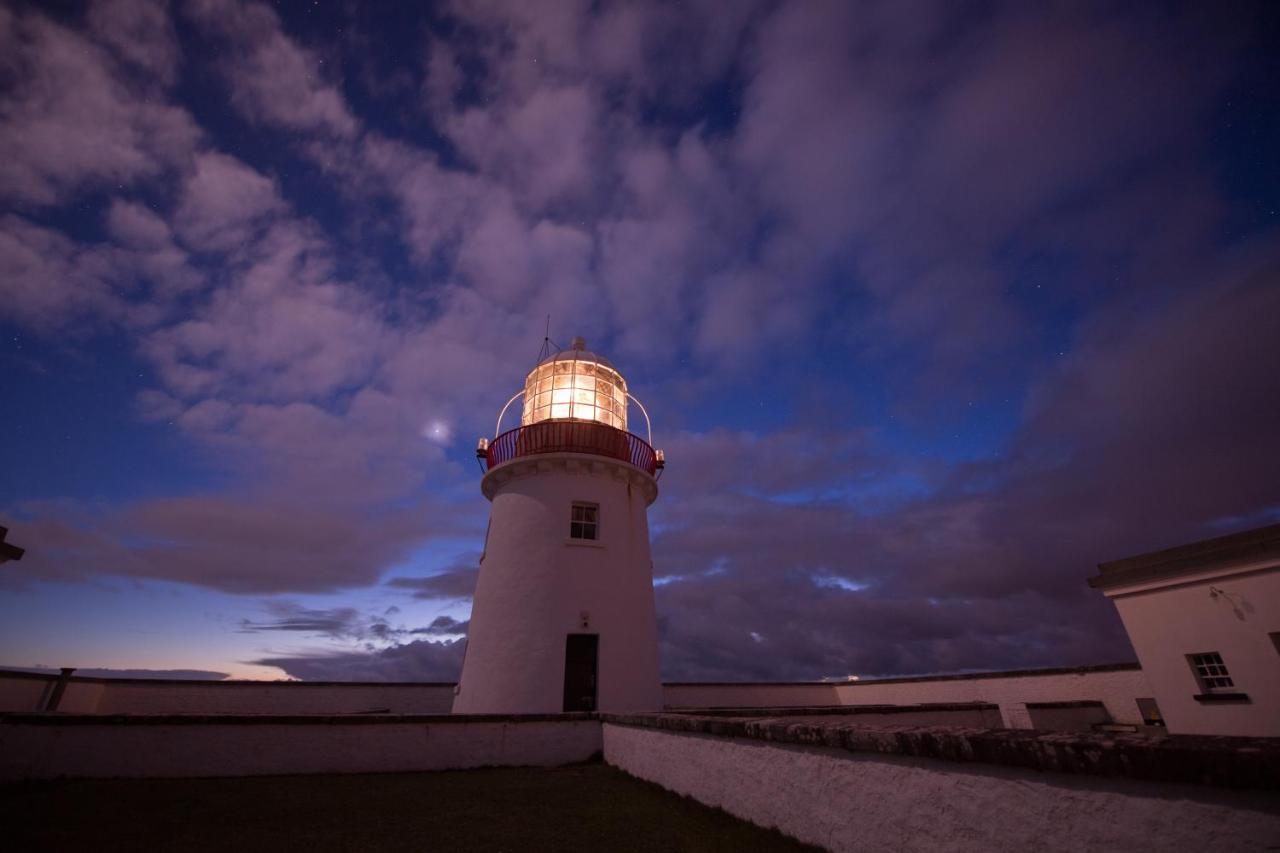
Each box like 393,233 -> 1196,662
522,339 -> 628,430
479,336 -> 663,477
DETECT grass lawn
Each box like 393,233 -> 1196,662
2,763 -> 820,852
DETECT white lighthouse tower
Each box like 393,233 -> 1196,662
453,337 -> 666,714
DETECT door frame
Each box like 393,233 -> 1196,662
562,633 -> 599,712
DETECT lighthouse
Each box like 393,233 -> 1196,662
453,337 -> 665,714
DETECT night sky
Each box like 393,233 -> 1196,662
1,0 -> 1278,681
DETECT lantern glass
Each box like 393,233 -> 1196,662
521,355 -> 628,431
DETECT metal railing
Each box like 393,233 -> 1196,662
486,420 -> 657,476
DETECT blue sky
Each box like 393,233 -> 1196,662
1,0 -> 1278,680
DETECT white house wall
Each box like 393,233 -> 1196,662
1106,565 -> 1279,736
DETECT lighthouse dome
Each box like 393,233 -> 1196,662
521,338 -> 628,431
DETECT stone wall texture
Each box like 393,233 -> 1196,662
602,721 -> 1280,852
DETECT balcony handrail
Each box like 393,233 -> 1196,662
486,420 -> 657,476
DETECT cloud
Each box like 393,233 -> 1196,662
649,241 -> 1280,679
173,152 -> 286,253
0,209 -> 205,335
237,601 -> 362,638
250,638 -> 465,681
87,0 -> 182,86
387,564 -> 479,601
236,600 -> 466,645
10,496 -> 447,595
0,4 -> 198,206
0,216 -> 129,332
186,0 -> 358,138
413,615 -> 469,636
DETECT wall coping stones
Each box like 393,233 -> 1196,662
0,670 -> 457,688
601,712 -> 1280,790
665,702 -> 1000,717
0,712 -> 595,726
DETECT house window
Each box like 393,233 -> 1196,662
1188,651 -> 1234,692
570,503 -> 598,540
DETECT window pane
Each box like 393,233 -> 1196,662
571,504 -> 599,539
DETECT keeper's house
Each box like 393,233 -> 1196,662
1089,522 -> 1280,737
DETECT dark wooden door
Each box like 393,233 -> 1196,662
563,634 -> 598,712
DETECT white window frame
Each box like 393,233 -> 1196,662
1187,651 -> 1235,693
569,502 -> 599,541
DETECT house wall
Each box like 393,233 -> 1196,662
665,664 -> 1151,728
0,714 -> 600,780
1105,564 -> 1280,736
1024,702 -> 1112,732
602,721 -> 1280,853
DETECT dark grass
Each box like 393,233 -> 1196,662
1,763 -> 820,853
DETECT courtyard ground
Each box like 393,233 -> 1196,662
2,762 -> 819,852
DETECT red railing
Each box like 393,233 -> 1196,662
487,420 -> 657,476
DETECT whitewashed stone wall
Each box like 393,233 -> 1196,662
603,723 -> 1280,853
0,672 -> 455,714
664,664 -> 1152,728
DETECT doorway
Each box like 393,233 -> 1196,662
563,634 -> 598,712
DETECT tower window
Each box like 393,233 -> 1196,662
1188,651 -> 1234,692
570,503 -> 599,540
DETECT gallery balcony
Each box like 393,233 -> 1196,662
484,420 -> 660,477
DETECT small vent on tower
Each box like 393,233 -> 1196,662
570,336 -> 586,351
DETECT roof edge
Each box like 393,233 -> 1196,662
1089,522 -> 1280,590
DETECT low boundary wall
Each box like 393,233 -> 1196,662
0,670 -> 456,715
665,663 -> 1152,728
602,714 -> 1280,852
665,702 -> 1006,728
0,664 -> 1153,734
0,713 -> 600,780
